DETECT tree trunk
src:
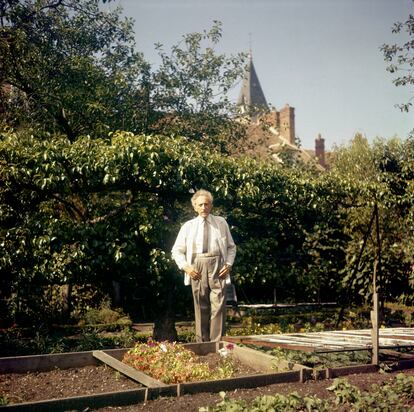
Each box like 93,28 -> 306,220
152,286 -> 178,342
61,284 -> 72,320
112,280 -> 121,307
152,313 -> 178,342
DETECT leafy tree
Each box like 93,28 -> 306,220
225,164 -> 346,303
0,0 -> 147,140
0,129 -> 347,329
3,127 -> 412,334
3,2 -> 413,338
328,134 -> 414,306
147,21 -> 248,151
381,3 -> 414,113
0,2 -> 248,152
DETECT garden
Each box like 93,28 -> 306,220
1,1 -> 414,410
1,302 -> 413,410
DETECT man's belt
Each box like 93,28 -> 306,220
193,251 -> 220,258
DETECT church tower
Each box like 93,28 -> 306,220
236,53 -> 326,169
237,53 -> 268,115
237,54 -> 295,145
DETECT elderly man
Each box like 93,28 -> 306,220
172,189 -> 236,342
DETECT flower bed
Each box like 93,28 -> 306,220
122,340 -> 242,384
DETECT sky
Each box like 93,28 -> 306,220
105,0 -> 413,151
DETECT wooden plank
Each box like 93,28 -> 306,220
246,335 -> 365,350
314,331 -> 372,340
381,335 -> 414,341
232,344 -> 277,372
0,351 -> 97,374
101,348 -> 129,361
147,385 -> 179,400
0,388 -> 149,411
232,344 -> 309,373
224,336 -> 364,352
179,371 -> 300,395
326,364 -> 378,379
93,350 -> 166,388
224,336 -> 317,351
250,332 -> 367,345
388,358 -> 414,371
381,329 -> 414,336
225,328 -> 414,352
378,338 -> 414,346
316,331 -> 414,346
380,349 -> 414,360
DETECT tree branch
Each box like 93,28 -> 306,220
87,192 -> 135,224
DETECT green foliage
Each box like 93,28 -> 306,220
80,298 -> 131,326
227,306 -> 378,338
0,0 -> 146,140
0,3 -> 247,151
199,390 -> 330,412
269,347 -> 371,369
2,1 -> 413,334
0,324 -> 142,356
148,21 -> 248,151
0,129 -> 347,325
1,127 -> 414,326
328,135 -> 414,304
200,374 -> 414,412
328,374 -> 414,411
381,3 -> 414,113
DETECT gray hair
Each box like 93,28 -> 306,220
191,189 -> 213,207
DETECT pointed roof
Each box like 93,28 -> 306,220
237,54 -> 268,110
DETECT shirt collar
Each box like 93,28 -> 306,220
196,215 -> 212,224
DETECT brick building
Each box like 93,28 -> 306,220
237,54 -> 326,169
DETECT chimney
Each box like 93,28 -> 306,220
315,133 -> 326,168
279,104 -> 295,144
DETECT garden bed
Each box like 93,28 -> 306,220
2,339 -> 412,411
0,365 -> 140,404
0,341 -> 308,410
0,353 -> 259,406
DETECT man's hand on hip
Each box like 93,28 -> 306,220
218,264 -> 231,278
184,265 -> 201,280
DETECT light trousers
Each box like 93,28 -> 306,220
191,255 -> 227,342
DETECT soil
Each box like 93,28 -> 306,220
0,352 -> 259,405
199,352 -> 261,376
0,365 -> 140,404
1,357 -> 413,411
100,369 -> 414,412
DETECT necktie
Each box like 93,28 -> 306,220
202,219 -> 209,253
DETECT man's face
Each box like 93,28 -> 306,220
194,195 -> 212,218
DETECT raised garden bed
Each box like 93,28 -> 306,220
0,341 -> 309,411
1,339 -> 413,411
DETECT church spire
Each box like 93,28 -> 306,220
237,53 -> 268,112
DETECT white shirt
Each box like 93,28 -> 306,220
171,214 -> 236,285
194,215 -> 216,254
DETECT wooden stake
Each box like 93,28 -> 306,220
371,260 -> 379,365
